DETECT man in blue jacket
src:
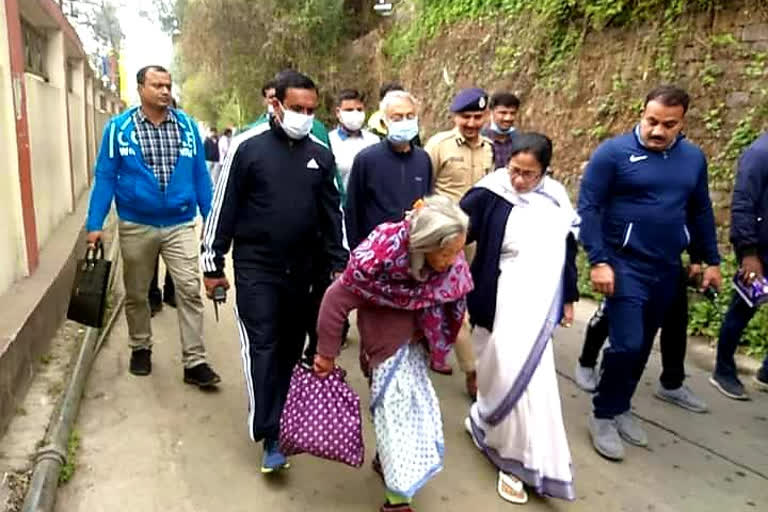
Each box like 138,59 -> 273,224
578,85 -> 722,461
86,65 -> 219,388
711,132 -> 768,399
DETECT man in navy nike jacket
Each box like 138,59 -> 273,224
578,86 -> 722,461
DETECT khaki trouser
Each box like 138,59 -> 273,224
119,221 -> 207,368
454,242 -> 477,374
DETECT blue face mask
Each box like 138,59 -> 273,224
490,121 -> 515,135
387,118 -> 419,144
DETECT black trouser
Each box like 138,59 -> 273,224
715,294 -> 768,378
304,274 -> 331,362
580,266 -> 688,391
304,276 -> 350,362
234,266 -> 310,442
148,255 -> 175,303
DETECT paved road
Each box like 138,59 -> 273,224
56,283 -> 768,512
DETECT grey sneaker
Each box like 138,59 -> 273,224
754,368 -> 768,392
574,363 -> 599,392
615,411 -> 648,447
709,373 -> 749,400
588,415 -> 624,461
655,384 -> 709,413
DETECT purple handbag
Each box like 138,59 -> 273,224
279,364 -> 364,468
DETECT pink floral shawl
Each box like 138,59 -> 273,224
340,220 -> 474,361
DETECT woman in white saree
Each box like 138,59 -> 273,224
459,133 -> 578,504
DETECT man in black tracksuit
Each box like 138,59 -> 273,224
201,71 -> 347,472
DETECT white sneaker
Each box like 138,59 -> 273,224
574,362 -> 599,392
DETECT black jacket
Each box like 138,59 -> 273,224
204,136 -> 219,162
344,140 -> 433,249
201,117 -> 348,279
731,133 -> 768,262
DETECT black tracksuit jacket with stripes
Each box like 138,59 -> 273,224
201,118 -> 348,280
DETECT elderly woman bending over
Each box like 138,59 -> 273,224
314,195 -> 474,512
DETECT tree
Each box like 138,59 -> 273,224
141,0 -> 188,35
62,0 -> 124,52
177,0 -> 350,127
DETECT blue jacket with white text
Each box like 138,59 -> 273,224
86,106 -> 212,232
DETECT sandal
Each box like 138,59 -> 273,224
497,471 -> 528,504
430,360 -> 453,375
380,503 -> 413,512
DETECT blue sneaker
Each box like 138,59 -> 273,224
261,438 -> 289,473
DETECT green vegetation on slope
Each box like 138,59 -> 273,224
385,0 -> 725,82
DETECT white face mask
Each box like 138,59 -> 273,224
279,103 -> 314,140
387,117 -> 419,144
339,110 -> 366,132
490,120 -> 515,135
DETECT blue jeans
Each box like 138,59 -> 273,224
715,294 -> 768,378
582,267 -> 689,390
593,259 -> 679,419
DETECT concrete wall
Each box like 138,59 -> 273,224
0,0 -> 123,435
26,74 -> 70,249
1,0 -> 122,285
68,92 -> 88,199
0,0 -> 27,296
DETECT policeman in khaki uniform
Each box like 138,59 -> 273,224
425,87 -> 494,398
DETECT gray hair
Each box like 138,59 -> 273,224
408,195 -> 469,278
380,90 -> 419,122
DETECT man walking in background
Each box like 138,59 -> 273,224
262,79 -> 277,115
425,88 -> 493,395
204,127 -> 220,180
579,85 -> 721,461
86,65 -> 219,388
201,71 -> 347,473
367,80 -> 422,146
711,131 -> 768,400
481,91 -> 520,169
344,89 -> 432,251
328,89 -> 380,194
217,128 -> 232,169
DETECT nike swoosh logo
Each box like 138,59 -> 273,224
629,155 -> 648,163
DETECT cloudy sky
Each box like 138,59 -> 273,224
68,0 -> 174,105
119,0 -> 174,105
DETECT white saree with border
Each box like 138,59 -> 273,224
468,170 -> 576,501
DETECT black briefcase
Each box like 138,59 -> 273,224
67,241 -> 112,328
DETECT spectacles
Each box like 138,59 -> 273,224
508,165 -> 542,181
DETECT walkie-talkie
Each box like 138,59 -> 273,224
687,274 -> 719,301
212,285 -> 227,322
